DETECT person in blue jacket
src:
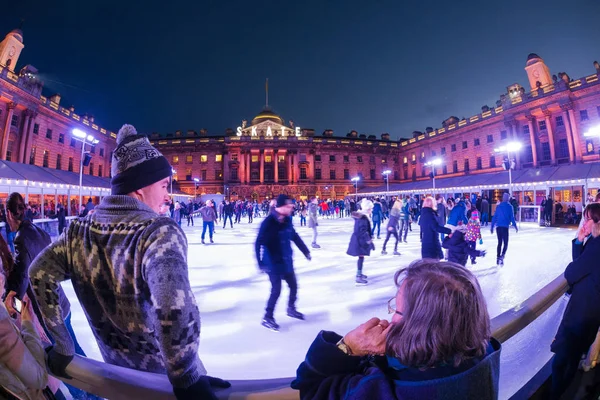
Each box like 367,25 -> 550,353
551,203 -> 600,398
371,198 -> 384,239
291,259 -> 501,400
490,193 -> 518,266
446,197 -> 468,227
419,197 -> 451,259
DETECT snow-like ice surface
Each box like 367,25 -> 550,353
63,215 -> 575,387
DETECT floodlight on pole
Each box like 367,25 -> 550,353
584,126 -> 600,137
424,158 -> 442,189
351,176 -> 360,202
494,141 -> 522,195
72,128 -> 96,215
193,177 -> 200,199
170,168 -> 176,199
382,170 -> 392,200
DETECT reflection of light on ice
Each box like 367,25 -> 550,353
196,287 -> 244,312
201,322 -> 244,339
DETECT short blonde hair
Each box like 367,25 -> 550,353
422,196 -> 437,211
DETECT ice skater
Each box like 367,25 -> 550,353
465,210 -> 482,265
490,193 -> 518,266
381,200 -> 401,256
308,197 -> 320,248
347,198 -> 375,285
442,223 -> 486,267
255,194 -> 311,332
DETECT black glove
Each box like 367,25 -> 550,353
370,242 -> 376,251
173,375 -> 231,400
45,347 -> 74,379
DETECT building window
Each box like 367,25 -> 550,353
186,168 -> 192,181
98,165 -> 103,177
46,129 -> 53,140
200,155 -> 208,163
382,157 -> 387,164
523,125 -> 530,134
369,156 -> 375,164
538,120 -> 546,131
56,154 -> 62,170
231,167 -> 238,180
487,134 -> 494,143
29,147 -> 36,165
278,154 -> 285,162
541,142 -> 551,161
215,154 -> 222,162
215,169 -> 223,179
58,133 -> 64,144
431,150 -> 436,157
451,144 -> 457,152
278,166 -> 286,180
559,139 -> 569,158
11,115 -> 18,127
42,150 -> 49,167
442,165 -> 448,174
344,169 -> 349,180
315,154 -> 321,162
525,145 -> 534,163
90,145 -> 96,154
299,153 -> 306,162
329,155 -> 336,162
251,170 -> 259,181
70,138 -> 76,147
586,139 -> 594,155
370,169 -> 375,180
99,148 -> 104,157
68,157 -> 73,172
394,170 -> 399,180
580,109 -> 589,121
474,138 -> 480,146
89,162 -> 94,176
330,169 -> 336,180
403,168 -> 408,179
490,156 -> 496,168
476,157 -> 482,170
172,155 -> 179,164
357,156 -> 363,163
420,151 -> 425,160
464,159 -> 470,172
403,156 -> 408,165
201,170 -> 207,180
315,168 -> 321,179
343,155 -> 349,163
300,167 -> 307,179
411,153 -> 416,162
251,155 -> 259,162
500,130 -> 508,140
33,123 -> 39,134
452,160 -> 458,173
555,116 -> 564,127
184,155 -> 192,163
441,147 -> 446,155
265,155 -> 272,163
231,153 -> 238,161
462,141 -> 468,149
5,151 -> 10,162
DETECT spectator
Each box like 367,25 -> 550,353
419,197 -> 451,260
551,203 -> 600,398
172,201 -> 182,226
291,259 -> 501,400
0,205 -> 14,254
187,199 -> 195,226
50,203 -> 67,235
481,195 -> 490,227
29,124 -> 229,399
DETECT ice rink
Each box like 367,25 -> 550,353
64,214 -> 575,382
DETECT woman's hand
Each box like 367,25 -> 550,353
20,295 -> 35,323
343,317 -> 391,356
577,224 -> 591,242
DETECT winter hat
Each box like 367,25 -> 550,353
360,198 -> 374,212
276,194 -> 292,208
110,124 -> 173,195
502,193 -> 510,202
471,210 -> 479,219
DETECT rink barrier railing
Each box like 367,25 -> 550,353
55,272 -> 569,399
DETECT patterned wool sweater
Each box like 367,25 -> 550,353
29,195 -> 206,388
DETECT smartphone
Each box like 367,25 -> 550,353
13,298 -> 22,314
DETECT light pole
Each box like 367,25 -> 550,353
170,168 -> 176,200
351,176 -> 360,202
424,158 -> 442,190
72,128 -> 98,215
382,170 -> 392,200
494,142 -> 522,196
193,178 -> 199,200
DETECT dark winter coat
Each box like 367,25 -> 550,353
442,231 -> 484,266
291,330 -> 501,400
419,207 -> 451,259
224,203 -> 234,216
347,212 -> 373,257
435,202 -> 447,227
552,236 -> 600,355
372,202 -> 383,222
255,210 -> 310,275
481,199 -> 490,215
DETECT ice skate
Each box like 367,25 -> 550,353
311,243 -> 321,249
261,316 -> 280,332
355,276 -> 368,286
201,239 -> 205,244
210,238 -> 214,244
287,307 -> 305,320
393,250 -> 401,256
381,250 -> 387,255
357,273 -> 368,279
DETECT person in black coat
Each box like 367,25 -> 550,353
347,199 -> 374,286
551,203 -> 600,398
51,203 -> 67,235
419,197 -> 451,260
222,200 -> 234,228
442,224 -> 486,266
255,194 -> 311,332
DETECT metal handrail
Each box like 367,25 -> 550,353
57,273 -> 569,399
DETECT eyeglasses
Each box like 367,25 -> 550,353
387,296 -> 403,316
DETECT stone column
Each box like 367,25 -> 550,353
544,111 -> 556,164
567,108 -> 583,162
294,152 -> 300,184
287,151 -> 292,182
308,152 -> 315,182
527,117 -> 538,167
223,152 -> 230,184
1,102 -> 16,161
246,152 -> 251,183
18,110 -> 32,163
561,106 -> 575,163
274,150 -> 279,183
259,150 -> 265,184
239,151 -> 245,184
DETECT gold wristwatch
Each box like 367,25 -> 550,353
336,338 -> 353,355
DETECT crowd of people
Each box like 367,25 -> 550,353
0,123 -> 596,400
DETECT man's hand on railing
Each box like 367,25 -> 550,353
173,375 -> 231,400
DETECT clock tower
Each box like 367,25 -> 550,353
0,29 -> 24,72
524,53 -> 552,91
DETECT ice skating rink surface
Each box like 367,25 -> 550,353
64,215 -> 575,383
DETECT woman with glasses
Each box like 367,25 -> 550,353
551,203 -> 600,398
292,259 -> 501,400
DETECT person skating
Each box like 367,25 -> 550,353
187,199 -> 194,226
442,223 -> 486,267
465,210 -> 483,265
371,198 -> 383,239
308,197 -> 320,249
419,197 -> 451,260
222,200 -> 234,228
255,194 -> 311,332
381,200 -> 402,256
399,197 -> 410,243
480,195 -> 490,227
490,193 -> 518,266
347,199 -> 375,286
199,200 -> 217,244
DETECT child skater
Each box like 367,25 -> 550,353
465,210 -> 483,265
442,222 -> 486,267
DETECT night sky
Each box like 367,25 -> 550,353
1,0 -> 599,139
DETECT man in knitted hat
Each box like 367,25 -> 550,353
29,124 -> 229,399
255,194 -> 311,331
